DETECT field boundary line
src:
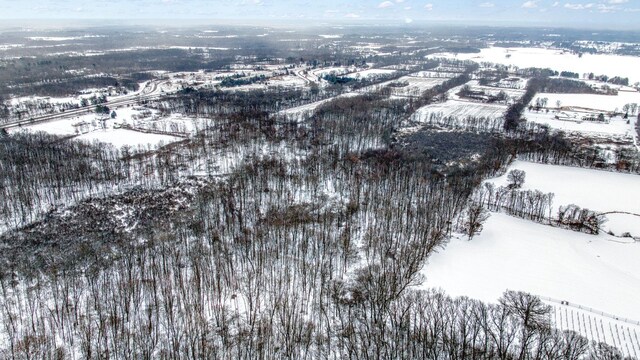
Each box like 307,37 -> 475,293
539,295 -> 640,326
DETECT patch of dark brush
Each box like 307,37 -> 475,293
396,127 -> 493,165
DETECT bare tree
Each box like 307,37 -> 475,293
507,169 -> 526,189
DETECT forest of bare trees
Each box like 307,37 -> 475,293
0,49 -> 635,358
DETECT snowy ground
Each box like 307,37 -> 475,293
277,92 -> 360,121
76,129 -> 183,149
423,212 -> 640,321
413,100 -> 506,120
469,85 -> 526,102
487,160 -> 640,236
431,47 -> 640,84
550,302 -> 640,358
532,91 -> 640,114
357,76 -> 448,97
525,110 -> 636,138
9,105 -> 189,149
423,159 -> 640,354
346,68 -> 397,79
311,66 -> 357,79
410,99 -> 506,130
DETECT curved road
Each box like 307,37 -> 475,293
0,81 -> 163,130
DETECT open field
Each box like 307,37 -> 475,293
422,212 -> 640,321
532,91 -> 640,113
347,68 -> 397,79
550,301 -> 640,358
525,110 -> 636,137
76,128 -> 183,148
413,100 -> 506,120
487,160 -> 640,236
361,76 -> 449,97
277,92 -> 360,121
410,99 -> 506,131
431,46 -> 640,84
487,160 -> 640,214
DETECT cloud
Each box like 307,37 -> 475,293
479,2 -> 495,7
424,3 -> 433,11
240,0 -> 264,5
564,3 -> 594,10
608,0 -> 627,3
378,1 -> 394,8
344,13 -> 360,18
404,6 -> 412,10
404,17 -> 413,23
552,1 -> 560,6
395,0 -> 405,3
596,3 -> 616,12
521,1 -> 538,8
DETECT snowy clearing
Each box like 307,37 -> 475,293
413,100 -> 506,120
487,160 -> 640,236
76,128 -> 183,148
277,92 -> 359,120
423,212 -> 640,321
488,160 -> 640,215
410,100 -> 506,130
358,76 -> 448,97
431,47 -> 640,84
346,68 -> 397,79
549,301 -> 640,358
525,110 -> 636,137
532,91 -> 640,114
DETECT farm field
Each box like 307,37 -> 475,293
532,91 -> 640,113
9,106 -> 191,148
277,92 -> 360,121
413,100 -> 506,120
549,302 -> 640,358
347,68 -> 397,79
432,47 -> 640,83
525,110 -> 636,137
76,128 -> 183,148
411,99 -> 506,130
364,76 -> 449,97
487,160 -> 640,236
422,211 -> 640,321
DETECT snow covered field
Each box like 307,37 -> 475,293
277,92 -> 359,121
423,212 -> 640,321
423,158 -> 640,355
414,100 -> 506,120
525,110 -> 636,137
532,91 -> 640,113
472,85 -> 526,101
431,47 -> 640,84
488,161 -> 640,215
347,68 -> 397,79
360,76 -> 448,97
488,160 -> 640,236
9,106 -> 189,148
550,301 -> 640,358
411,100 -> 506,130
76,128 -> 183,148
391,76 -> 448,96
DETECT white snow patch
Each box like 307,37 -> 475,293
431,47 -> 640,84
76,128 -> 182,148
423,212 -> 640,321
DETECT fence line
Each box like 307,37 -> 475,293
538,295 -> 640,326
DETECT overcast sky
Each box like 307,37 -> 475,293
1,0 -> 639,29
